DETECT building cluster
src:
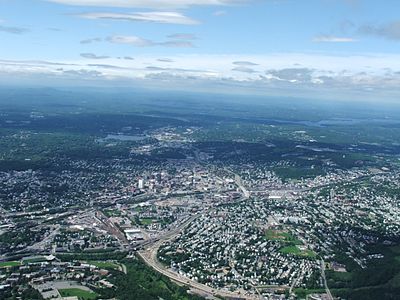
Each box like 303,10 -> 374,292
0,255 -> 118,299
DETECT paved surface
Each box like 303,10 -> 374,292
138,213 -> 260,300
321,260 -> 334,300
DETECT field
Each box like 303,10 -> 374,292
0,261 -> 21,268
265,229 -> 302,245
111,258 -> 204,300
103,209 -> 121,217
23,257 -> 47,264
59,288 -> 97,300
280,245 -> 316,258
140,218 -> 154,225
294,288 -> 326,298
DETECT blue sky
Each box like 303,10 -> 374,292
1,0 -> 400,100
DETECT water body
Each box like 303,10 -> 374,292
98,134 -> 147,142
266,118 -> 400,127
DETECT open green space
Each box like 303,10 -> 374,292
328,244 -> 400,300
265,229 -> 302,245
23,256 -> 47,264
280,245 -> 316,258
326,270 -> 352,282
294,288 -> 326,299
108,257 -> 204,300
140,218 -> 154,225
59,288 -> 97,300
0,261 -> 21,268
103,209 -> 121,217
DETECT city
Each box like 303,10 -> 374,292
1,111 -> 400,299
1,1 -> 400,299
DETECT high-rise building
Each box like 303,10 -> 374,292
138,178 -> 144,189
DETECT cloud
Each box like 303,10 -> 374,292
313,35 -> 357,43
3,53 -> 400,101
0,25 -> 29,34
146,66 -> 207,73
359,21 -> 400,40
158,58 -> 174,63
77,11 -> 199,25
87,64 -> 128,70
321,20 -> 400,43
213,10 -> 227,16
80,37 -> 102,44
80,53 -> 110,59
233,61 -> 258,66
338,19 -> 356,34
107,35 -> 154,47
47,27 -> 62,31
160,40 -> 194,47
0,59 -> 77,66
167,33 -> 197,40
62,69 -> 103,78
232,66 -> 257,73
46,0 -> 248,9
107,35 -> 194,47
265,68 -> 314,83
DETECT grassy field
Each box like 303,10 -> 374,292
326,270 -> 352,282
280,245 -> 316,258
112,258 -> 203,300
140,218 -> 154,225
265,229 -> 291,240
59,288 -> 97,300
23,257 -> 47,264
265,229 -> 302,245
294,288 -> 326,299
103,209 -> 121,217
0,261 -> 21,268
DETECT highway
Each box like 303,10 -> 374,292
321,259 -> 333,300
138,212 -> 260,300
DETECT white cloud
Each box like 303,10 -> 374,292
232,66 -> 257,73
265,68 -> 313,82
80,53 -> 110,59
0,24 -> 29,34
80,37 -> 102,44
233,61 -> 258,66
313,35 -> 357,43
161,40 -> 194,47
77,11 -> 199,25
213,10 -> 227,16
167,33 -> 197,40
359,21 -> 400,40
46,0 -> 247,9
107,35 -> 194,47
2,53 -> 400,100
107,35 -> 154,47
158,58 -> 175,62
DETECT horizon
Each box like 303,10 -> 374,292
1,0 -> 400,101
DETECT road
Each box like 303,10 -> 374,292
26,225 -> 60,251
321,259 -> 334,300
138,212 -> 259,300
223,168 -> 250,198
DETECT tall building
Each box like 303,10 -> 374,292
138,178 -> 144,189
156,173 -> 162,183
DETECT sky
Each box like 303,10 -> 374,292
1,0 -> 400,101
